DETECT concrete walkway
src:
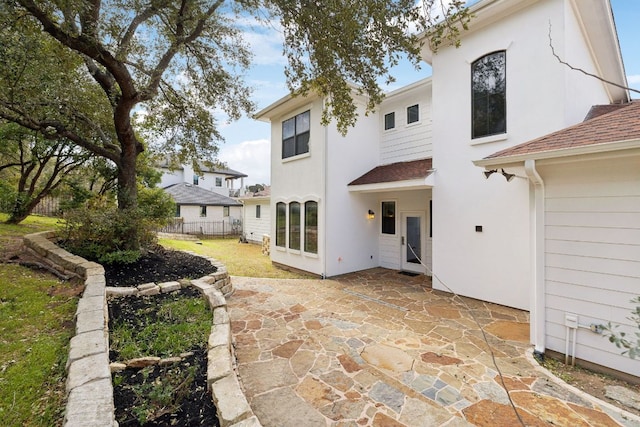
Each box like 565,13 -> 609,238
228,269 -> 638,426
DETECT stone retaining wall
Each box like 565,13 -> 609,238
22,232 -> 261,427
261,234 -> 270,256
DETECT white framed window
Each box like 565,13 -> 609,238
200,205 -> 207,217
472,51 -> 506,139
282,110 -> 310,159
381,201 -> 396,235
276,202 -> 286,247
223,206 -> 229,217
215,177 -> 222,187
384,112 -> 395,130
193,175 -> 200,185
407,104 -> 419,124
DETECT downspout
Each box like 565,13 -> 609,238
322,99 -> 328,279
524,159 -> 546,359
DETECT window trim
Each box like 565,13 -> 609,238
282,110 -> 311,159
384,112 -> 395,131
471,50 -> 507,139
275,202 -> 286,248
304,201 -> 318,254
406,104 -> 420,126
256,204 -> 261,219
288,202 -> 301,251
200,205 -> 207,217
381,200 -> 397,235
223,206 -> 230,217
215,177 -> 223,187
193,174 -> 200,186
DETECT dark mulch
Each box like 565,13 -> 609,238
108,254 -> 220,427
104,248 -> 217,287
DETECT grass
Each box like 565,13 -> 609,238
0,264 -> 77,426
110,292 -> 212,360
0,214 -> 77,426
159,237 -> 316,279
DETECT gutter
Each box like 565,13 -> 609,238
524,159 -> 546,358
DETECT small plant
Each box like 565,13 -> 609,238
600,296 -> 640,359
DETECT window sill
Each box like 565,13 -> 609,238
282,152 -> 310,163
275,246 -> 286,252
470,133 -> 508,146
288,249 -> 301,255
303,252 -> 319,258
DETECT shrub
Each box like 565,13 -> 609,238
60,189 -> 175,264
601,296 -> 640,359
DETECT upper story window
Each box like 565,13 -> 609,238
282,110 -> 310,159
407,104 -> 419,124
384,112 -> 395,130
193,174 -> 199,185
215,177 -> 222,187
472,51 -> 506,139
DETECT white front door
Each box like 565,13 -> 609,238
401,212 -> 426,274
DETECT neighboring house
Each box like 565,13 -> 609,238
163,182 -> 243,236
255,0 -> 636,377
239,186 -> 271,244
157,159 -> 248,197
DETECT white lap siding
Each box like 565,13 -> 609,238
540,154 -> 640,377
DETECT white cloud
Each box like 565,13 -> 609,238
218,139 -> 271,186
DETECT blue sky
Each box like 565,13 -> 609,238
217,1 -> 640,186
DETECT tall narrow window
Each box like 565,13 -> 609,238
289,202 -> 301,250
176,205 -> 181,217
407,104 -> 419,124
193,175 -> 200,185
223,206 -> 229,217
384,112 -> 395,130
472,51 -> 506,138
381,201 -> 395,234
276,202 -> 286,247
256,205 -> 261,219
282,110 -> 310,158
200,205 -> 207,217
304,201 -> 318,254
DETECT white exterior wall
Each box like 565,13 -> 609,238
431,0 -> 611,310
538,153 -> 640,377
178,205 -> 241,223
380,80 -> 433,164
242,199 -> 271,244
270,98 -> 326,275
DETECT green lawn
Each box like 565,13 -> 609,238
159,237 -> 315,279
0,214 -> 76,426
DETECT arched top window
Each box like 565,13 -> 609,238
472,51 -> 506,139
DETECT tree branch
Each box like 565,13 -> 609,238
548,23 -> 639,95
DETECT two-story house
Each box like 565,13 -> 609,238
157,158 -> 248,198
255,0 -> 636,377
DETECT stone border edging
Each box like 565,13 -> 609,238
22,232 -> 261,427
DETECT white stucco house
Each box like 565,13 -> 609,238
255,0 -> 638,377
157,159 -> 248,197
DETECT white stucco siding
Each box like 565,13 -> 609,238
270,98 -> 326,275
324,101 -> 381,277
380,85 -> 433,164
242,199 -> 271,244
539,154 -> 640,377
430,0 -> 614,310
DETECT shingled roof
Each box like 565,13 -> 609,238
348,158 -> 433,186
164,183 -> 242,206
484,101 -> 640,160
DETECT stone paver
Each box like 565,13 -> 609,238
228,269 -> 640,426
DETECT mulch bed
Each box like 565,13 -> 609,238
108,252 -> 220,426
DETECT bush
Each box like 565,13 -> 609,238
601,296 -> 640,359
60,189 -> 175,264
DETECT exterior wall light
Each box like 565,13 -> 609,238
368,210 -> 375,219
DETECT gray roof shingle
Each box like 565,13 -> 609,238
164,183 -> 242,206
